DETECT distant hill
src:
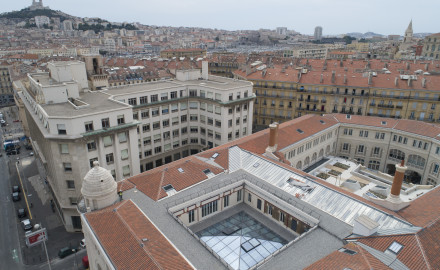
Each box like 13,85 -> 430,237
346,32 -> 385,39
0,7 -> 76,21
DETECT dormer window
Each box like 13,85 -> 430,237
387,241 -> 403,254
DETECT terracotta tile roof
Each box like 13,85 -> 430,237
398,186 -> 440,227
196,147 -> 229,169
238,114 -> 339,154
117,179 -> 135,192
305,242 -> 391,270
85,200 -> 193,270
355,234 -> 431,269
127,156 -> 225,201
417,219 -> 440,269
329,113 -> 440,140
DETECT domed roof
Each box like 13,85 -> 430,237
81,161 -> 117,198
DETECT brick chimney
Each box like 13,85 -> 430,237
390,160 -> 407,197
265,123 -> 279,160
363,159 -> 409,211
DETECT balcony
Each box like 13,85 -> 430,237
377,104 -> 395,108
306,99 -> 320,103
396,105 -> 403,109
369,103 -> 376,107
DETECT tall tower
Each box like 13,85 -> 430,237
403,20 -> 413,43
314,26 -> 323,40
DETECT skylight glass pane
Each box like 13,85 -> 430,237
388,241 -> 403,253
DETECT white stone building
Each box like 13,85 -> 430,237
16,61 -> 140,231
15,60 -> 254,231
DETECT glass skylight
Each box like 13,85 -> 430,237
196,211 -> 287,270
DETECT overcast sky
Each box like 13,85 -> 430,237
2,0 -> 439,35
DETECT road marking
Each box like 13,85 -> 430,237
12,249 -> 18,263
16,162 -> 32,220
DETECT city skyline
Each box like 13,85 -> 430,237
1,0 -> 439,35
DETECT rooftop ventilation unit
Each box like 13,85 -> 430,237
178,168 -> 184,173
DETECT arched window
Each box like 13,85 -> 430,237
407,155 -> 426,168
304,157 -> 310,167
296,161 -> 302,169
326,145 -> 331,155
319,149 -> 324,158
389,149 -> 405,161
312,152 -> 317,163
368,160 -> 380,170
427,178 -> 438,186
430,163 -> 440,175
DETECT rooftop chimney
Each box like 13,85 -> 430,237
390,160 -> 407,197
264,123 -> 280,161
363,159 -> 409,211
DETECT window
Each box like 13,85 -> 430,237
224,195 -> 229,208
150,94 -> 158,102
63,162 -> 72,172
190,114 -> 198,121
144,150 -> 152,157
181,115 -> 187,123
280,212 -> 285,222
189,102 -> 198,109
89,158 -> 98,168
237,190 -> 242,201
161,93 -> 168,101
153,121 -> 160,130
257,199 -> 262,210
142,124 -> 150,132
163,119 -> 170,127
188,209 -> 195,223
268,205 -> 273,215
87,140 -> 96,151
66,180 -> 75,189
128,98 -> 137,105
163,131 -> 171,140
143,137 -> 151,145
117,115 -> 125,125
190,126 -> 198,133
103,136 -> 112,147
170,91 -> 177,99
181,127 -> 187,134
122,165 -> 130,176
106,153 -> 114,164
84,121 -> 94,132
69,197 -> 77,206
201,200 -> 218,217
59,144 -> 69,154
139,96 -> 148,104
248,193 -> 252,202
373,147 -> 381,156
154,146 -> 162,154
368,160 -> 380,170
101,118 -> 110,128
387,242 -> 403,254
357,145 -> 365,153
118,132 -> 127,143
57,124 -> 66,135
152,108 -> 159,116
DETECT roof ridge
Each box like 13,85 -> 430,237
415,233 -> 432,270
355,244 -> 373,269
155,170 -> 167,201
346,233 -> 417,241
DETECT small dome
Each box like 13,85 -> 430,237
81,161 -> 117,198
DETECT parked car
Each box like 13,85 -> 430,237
12,185 -> 20,193
6,149 -> 20,155
12,192 -> 20,201
29,152 -> 34,156
25,145 -> 33,150
21,219 -> 32,231
17,208 -> 26,218
80,239 -> 86,249
58,247 -> 78,259
82,255 -> 89,268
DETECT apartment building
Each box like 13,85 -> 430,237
15,60 -> 254,231
422,33 -> 440,60
106,62 -> 254,172
16,61 -> 140,232
233,59 -> 440,131
0,63 -> 14,107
